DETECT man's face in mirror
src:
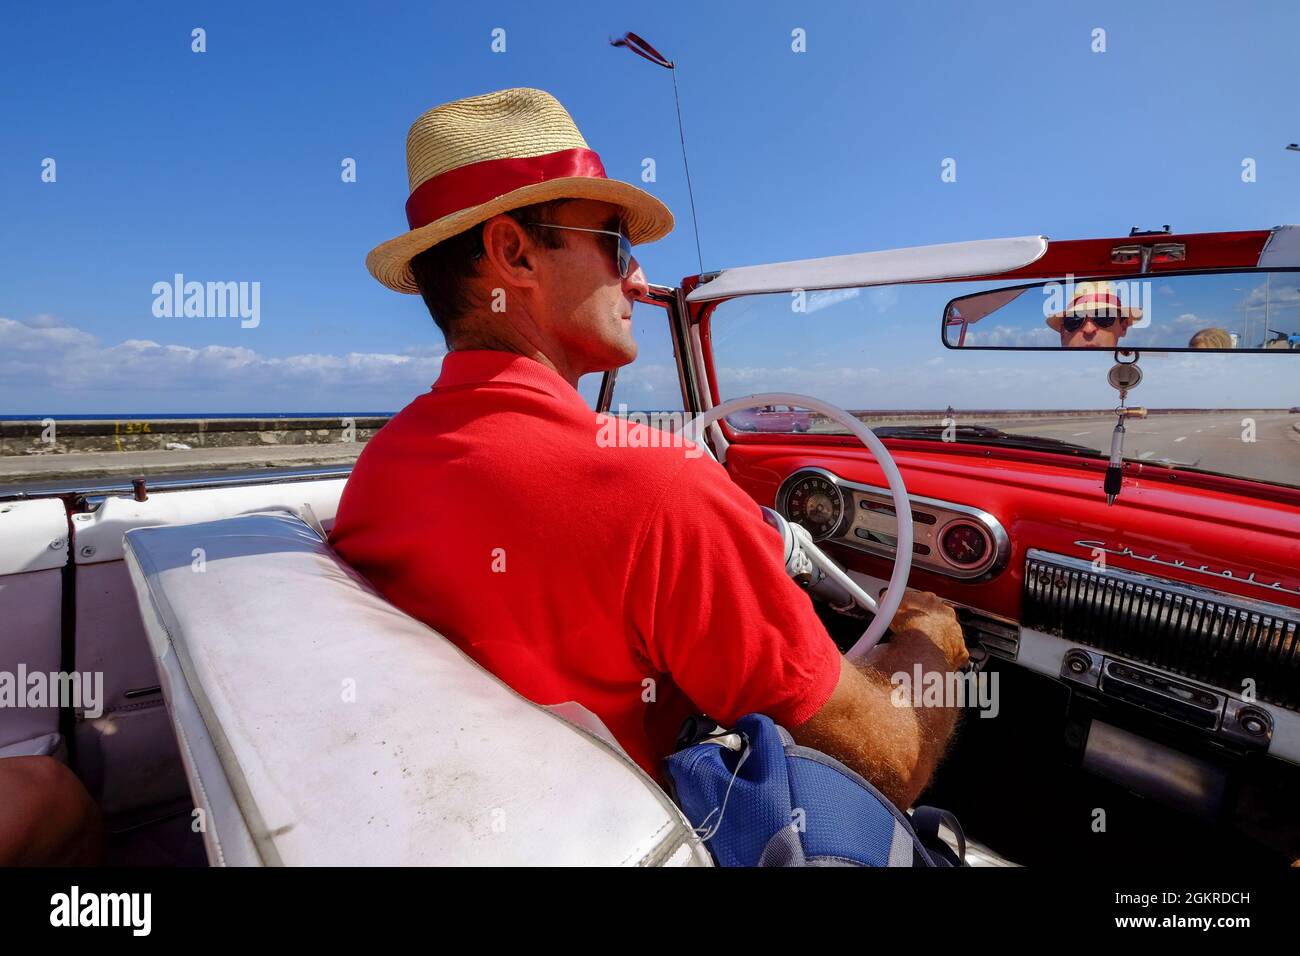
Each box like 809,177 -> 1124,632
1059,313 -> 1131,349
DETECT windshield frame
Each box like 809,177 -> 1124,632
696,292 -> 1300,495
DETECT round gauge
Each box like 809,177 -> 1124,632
940,522 -> 990,567
784,474 -> 845,540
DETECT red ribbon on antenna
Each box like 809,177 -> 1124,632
611,32 -> 673,69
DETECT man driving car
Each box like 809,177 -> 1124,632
330,88 -> 968,811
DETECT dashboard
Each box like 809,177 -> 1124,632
776,467 -> 1010,581
736,443 -> 1300,772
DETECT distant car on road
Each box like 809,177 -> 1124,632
1290,406 -> 1300,414
726,404 -> 813,432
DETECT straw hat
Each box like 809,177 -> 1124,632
1046,280 -> 1143,331
366,88 -> 674,293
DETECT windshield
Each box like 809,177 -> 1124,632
706,281 -> 1300,490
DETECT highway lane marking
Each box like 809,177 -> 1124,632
1175,436 -> 1187,442
1071,431 -> 1092,436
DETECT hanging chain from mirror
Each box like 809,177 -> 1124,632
1104,350 -> 1146,505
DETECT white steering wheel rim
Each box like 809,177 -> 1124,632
683,393 -> 912,659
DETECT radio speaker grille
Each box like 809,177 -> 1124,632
1023,551 -> 1300,711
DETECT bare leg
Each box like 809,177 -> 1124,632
0,756 -> 103,865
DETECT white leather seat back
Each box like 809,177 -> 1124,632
123,511 -> 708,866
0,499 -> 67,755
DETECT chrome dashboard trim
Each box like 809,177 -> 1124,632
1024,548 -> 1300,711
775,466 -> 1010,581
1018,626 -> 1300,767
1073,538 -> 1300,599
1027,548 -> 1300,625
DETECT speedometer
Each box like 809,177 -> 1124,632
783,474 -> 845,540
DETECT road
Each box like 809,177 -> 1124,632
995,411 -> 1300,487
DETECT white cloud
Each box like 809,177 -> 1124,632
868,287 -> 900,312
0,316 -> 446,411
608,361 -> 684,408
7,312 -> 1295,419
1245,280 -> 1300,307
960,323 -> 1059,348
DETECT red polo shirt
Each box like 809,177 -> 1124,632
330,350 -> 841,780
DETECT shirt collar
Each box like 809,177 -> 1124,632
433,349 -> 590,406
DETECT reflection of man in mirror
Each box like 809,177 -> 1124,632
1189,327 -> 1233,349
1046,280 -> 1141,348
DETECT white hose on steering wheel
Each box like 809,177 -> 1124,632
682,393 -> 913,659
787,520 -> 877,613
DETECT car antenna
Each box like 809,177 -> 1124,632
611,31 -> 706,277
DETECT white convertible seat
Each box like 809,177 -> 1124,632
0,499 -> 67,755
0,732 -> 65,760
122,511 -> 709,867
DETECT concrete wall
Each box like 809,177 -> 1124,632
1,417 -> 390,457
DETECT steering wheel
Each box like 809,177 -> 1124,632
682,393 -> 912,660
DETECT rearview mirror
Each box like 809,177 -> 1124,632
942,270 -> 1300,352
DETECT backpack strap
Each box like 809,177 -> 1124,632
910,805 -> 967,867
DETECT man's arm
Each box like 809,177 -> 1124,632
625,456 -> 968,804
789,591 -> 969,810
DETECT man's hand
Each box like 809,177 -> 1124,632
883,588 -> 968,670
791,588 -> 968,809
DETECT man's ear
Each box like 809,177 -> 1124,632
480,215 -> 541,290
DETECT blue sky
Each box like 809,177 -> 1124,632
2,0 -> 1298,414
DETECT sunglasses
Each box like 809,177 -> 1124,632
525,222 -> 633,278
1062,312 -> 1121,333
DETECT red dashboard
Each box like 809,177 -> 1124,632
725,438 -> 1300,620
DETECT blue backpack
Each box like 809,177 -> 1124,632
665,713 -> 965,867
